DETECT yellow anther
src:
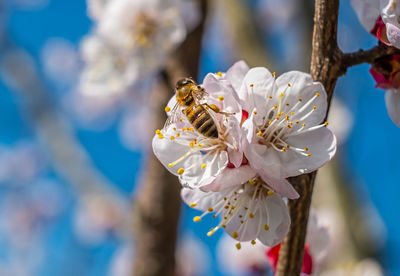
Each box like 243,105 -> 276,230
313,106 -> 317,110
250,84 -> 254,87
208,208 -> 214,212
267,190 -> 274,196
272,72 -> 276,77
201,163 -> 206,170
179,118 -> 183,122
248,179 -> 256,185
212,215 -> 216,219
264,224 -> 270,231
218,96 -> 224,101
215,72 -> 223,76
188,127 -> 194,131
207,229 -> 215,236
176,133 -> 180,137
189,141 -> 194,148
288,83 -> 291,87
232,232 -> 239,239
280,93 -> 284,97
278,112 -> 283,116
287,124 -> 292,128
158,133 -> 164,139
251,240 -> 256,245
193,216 -> 201,222
291,111 -> 294,115
177,168 -> 184,175
324,121 -> 329,125
296,120 -> 299,124
302,123 -> 306,127
198,144 -> 203,148
299,98 -> 302,102
249,213 -> 254,218
173,127 -> 177,131
268,121 -> 272,125
244,206 -> 248,210
308,153 -> 312,157
275,116 -> 280,120
155,129 -> 161,134
257,130 -> 262,136
286,103 -> 290,106
168,163 -> 174,168
253,110 -> 257,114
282,147 -> 286,152
304,147 -> 309,151
170,136 -> 175,140
274,105 -> 278,109
316,92 -> 320,97
268,95 -> 272,99
285,115 -> 289,120
190,203 -> 197,208
236,243 -> 241,250
165,106 -> 171,112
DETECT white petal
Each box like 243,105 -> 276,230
385,89 -> 400,127
225,60 -> 250,93
275,71 -> 327,128
257,194 -> 290,247
202,165 -> 257,191
181,188 -> 220,211
238,67 -> 274,113
284,127 -> 337,176
386,23 -> 400,49
258,171 -> 299,199
350,0 -> 380,31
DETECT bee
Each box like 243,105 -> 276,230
166,78 -> 232,138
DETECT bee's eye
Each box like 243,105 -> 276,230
176,78 -> 194,89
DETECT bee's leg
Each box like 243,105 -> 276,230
203,104 -> 235,116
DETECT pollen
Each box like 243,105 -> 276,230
257,130 -> 262,136
236,243 -> 241,250
264,224 -> 270,231
164,106 -> 171,112
193,216 -> 201,222
218,95 -> 224,101
201,163 -> 206,169
248,179 -> 256,185
177,168 -> 184,175
232,232 -> 239,239
251,240 -> 256,245
267,190 -> 274,196
189,203 -> 197,208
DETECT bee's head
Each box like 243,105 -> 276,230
175,78 -> 195,102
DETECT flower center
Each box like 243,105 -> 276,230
134,13 -> 158,47
190,178 -> 274,249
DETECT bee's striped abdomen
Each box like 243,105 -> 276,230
184,99 -> 218,138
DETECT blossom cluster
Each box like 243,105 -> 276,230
152,61 -> 337,248
351,0 -> 400,127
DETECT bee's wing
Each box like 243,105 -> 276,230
164,101 -> 182,129
193,87 -> 209,105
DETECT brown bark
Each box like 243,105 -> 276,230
132,1 -> 208,276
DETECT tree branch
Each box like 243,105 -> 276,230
276,0 -> 340,275
340,43 -> 400,75
132,1 -> 208,276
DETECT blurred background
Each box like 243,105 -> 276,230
0,0 -> 399,275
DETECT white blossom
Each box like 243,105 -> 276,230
385,89 -> 400,126
182,177 -> 290,247
152,72 -> 243,189
239,68 -> 336,198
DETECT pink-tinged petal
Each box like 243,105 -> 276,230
257,170 -> 299,199
238,67 -> 274,113
385,90 -> 400,127
181,188 -> 220,211
386,22 -> 400,49
202,165 -> 257,192
284,127 -> 337,176
369,66 -> 394,89
275,71 -> 328,128
257,193 -> 290,246
225,60 -> 250,93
